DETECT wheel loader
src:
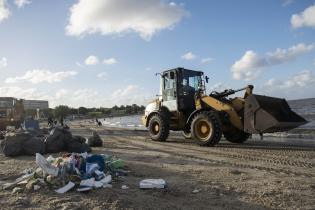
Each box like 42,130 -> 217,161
142,67 -> 307,146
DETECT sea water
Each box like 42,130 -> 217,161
101,98 -> 315,132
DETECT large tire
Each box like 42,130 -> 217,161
224,128 -> 250,144
148,114 -> 169,142
191,111 -> 222,146
182,130 -> 191,139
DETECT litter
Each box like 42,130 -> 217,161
1,152 -> 127,194
192,189 -> 200,193
36,153 -> 59,176
139,179 -> 166,189
55,182 -> 75,194
121,185 -> 129,190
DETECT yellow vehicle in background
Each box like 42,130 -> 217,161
142,67 -> 307,146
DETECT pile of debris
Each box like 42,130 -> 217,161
0,127 -> 103,157
2,152 -> 128,193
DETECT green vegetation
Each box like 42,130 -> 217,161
51,104 -> 145,118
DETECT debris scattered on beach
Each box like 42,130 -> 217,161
139,179 -> 166,189
1,152 -> 128,193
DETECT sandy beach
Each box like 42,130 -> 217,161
0,121 -> 314,210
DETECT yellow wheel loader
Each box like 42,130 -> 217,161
142,67 -> 307,146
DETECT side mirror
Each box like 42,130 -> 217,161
205,76 -> 209,83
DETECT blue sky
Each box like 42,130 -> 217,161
0,0 -> 315,108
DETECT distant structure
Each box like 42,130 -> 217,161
22,100 -> 49,110
0,97 -> 17,108
0,97 -> 49,110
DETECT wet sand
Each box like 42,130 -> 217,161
0,121 -> 314,209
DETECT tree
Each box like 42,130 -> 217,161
54,105 -> 70,118
78,107 -> 88,115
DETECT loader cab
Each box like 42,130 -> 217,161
161,68 -> 204,113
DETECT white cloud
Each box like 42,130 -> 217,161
265,70 -> 315,89
14,0 -> 31,8
84,55 -> 99,65
208,82 -> 229,93
231,43 -> 314,81
201,57 -> 214,64
5,69 -> 77,84
0,57 -> 7,68
291,4 -> 315,29
111,85 -> 149,106
66,0 -> 188,41
0,0 -> 10,23
0,86 -> 44,100
103,58 -> 117,65
181,52 -> 196,60
97,72 -> 107,78
260,70 -> 315,99
282,0 -> 294,7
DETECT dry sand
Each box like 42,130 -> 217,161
0,121 -> 314,210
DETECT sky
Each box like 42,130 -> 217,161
0,0 -> 315,108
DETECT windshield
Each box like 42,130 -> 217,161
180,70 -> 202,91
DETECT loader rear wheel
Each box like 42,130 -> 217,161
148,114 -> 169,142
182,130 -> 191,139
223,128 -> 250,144
191,111 -> 222,146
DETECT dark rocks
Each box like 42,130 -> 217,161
0,133 -> 31,156
87,131 -> 103,147
23,137 -> 45,155
1,126 -> 91,156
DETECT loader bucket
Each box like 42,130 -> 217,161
244,94 -> 307,134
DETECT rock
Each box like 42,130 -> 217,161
12,187 -> 23,194
66,138 -> 91,153
87,131 -> 103,147
22,137 -> 45,155
0,133 -> 32,157
45,127 -> 70,153
72,136 -> 86,144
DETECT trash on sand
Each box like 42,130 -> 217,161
1,152 -> 127,194
192,189 -> 200,193
12,187 -> 23,194
36,153 -> 59,176
55,182 -> 75,194
121,185 -> 129,190
33,185 -> 41,191
139,179 -> 166,189
3,172 -> 34,190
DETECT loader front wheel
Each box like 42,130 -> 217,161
148,114 -> 169,142
224,129 -> 250,144
191,111 -> 222,146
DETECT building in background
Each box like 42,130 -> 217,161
22,100 -> 49,110
0,97 -> 17,109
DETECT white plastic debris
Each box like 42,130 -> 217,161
55,182 -> 75,194
103,184 -> 112,188
100,175 -> 112,185
36,153 -> 59,177
192,189 -> 200,193
121,185 -> 129,190
33,185 -> 41,191
80,178 -> 95,187
139,179 -> 166,189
